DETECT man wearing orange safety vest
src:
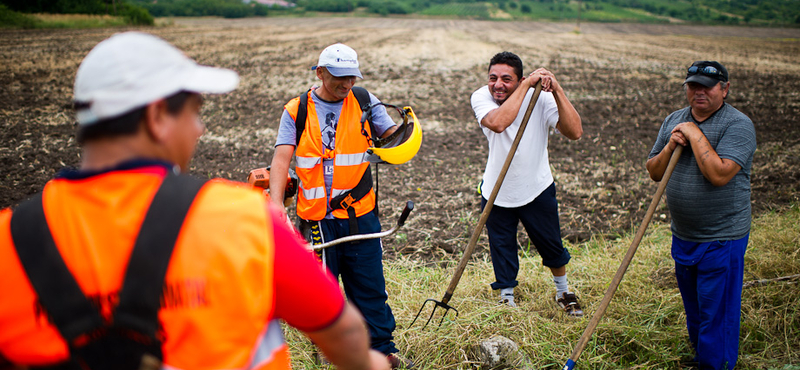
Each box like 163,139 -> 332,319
0,32 -> 389,370
269,43 -> 412,369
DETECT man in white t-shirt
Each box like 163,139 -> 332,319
470,51 -> 584,316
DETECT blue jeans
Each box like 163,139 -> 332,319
673,234 -> 748,370
319,210 -> 398,355
481,183 -> 571,290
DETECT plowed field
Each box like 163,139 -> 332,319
2,17 -> 799,261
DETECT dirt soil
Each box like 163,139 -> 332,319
2,17 -> 799,261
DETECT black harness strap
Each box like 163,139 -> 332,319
329,165 -> 373,235
294,89 -> 311,147
114,174 -> 207,338
10,193 -> 104,342
9,172 -> 206,358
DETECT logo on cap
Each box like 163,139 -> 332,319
313,43 -> 363,78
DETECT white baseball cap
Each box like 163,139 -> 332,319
74,32 -> 239,126
311,43 -> 362,78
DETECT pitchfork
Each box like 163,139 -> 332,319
410,82 -> 543,327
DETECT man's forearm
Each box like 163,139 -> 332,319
269,145 -> 294,208
308,304 -> 383,370
553,86 -> 582,140
688,134 -> 740,186
646,144 -> 676,182
481,85 -> 529,133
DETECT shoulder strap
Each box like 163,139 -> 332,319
9,172 -> 207,343
114,173 -> 207,337
352,86 -> 377,140
295,89 -> 310,146
10,193 -> 104,342
351,86 -> 371,111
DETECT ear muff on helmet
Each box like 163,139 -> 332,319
365,106 -> 422,164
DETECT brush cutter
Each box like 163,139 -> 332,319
247,166 -> 298,207
410,82 -> 544,327
562,145 -> 683,370
310,201 -> 414,250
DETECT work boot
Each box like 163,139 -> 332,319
555,292 -> 584,317
387,353 -> 414,369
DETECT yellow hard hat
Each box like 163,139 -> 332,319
367,106 -> 423,165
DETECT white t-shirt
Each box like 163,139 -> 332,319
470,85 -> 559,208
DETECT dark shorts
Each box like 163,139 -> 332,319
481,182 -> 571,289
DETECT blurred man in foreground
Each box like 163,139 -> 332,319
0,32 -> 388,370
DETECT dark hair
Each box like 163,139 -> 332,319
489,51 -> 523,80
77,91 -> 195,144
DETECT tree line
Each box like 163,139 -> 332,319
1,0 -> 153,24
2,0 -> 798,26
128,0 -> 271,19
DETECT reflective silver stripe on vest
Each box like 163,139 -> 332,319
296,156 -> 321,169
334,152 -> 368,167
248,320 -> 287,369
330,188 -> 356,199
301,184 -> 326,200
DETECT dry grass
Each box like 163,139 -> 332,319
30,13 -> 128,28
286,205 -> 800,369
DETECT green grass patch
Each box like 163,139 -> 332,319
581,4 -> 668,23
0,4 -> 39,28
29,13 -> 130,28
1,3 -> 152,29
418,3 -> 491,20
0,8 -> 145,29
286,205 -> 800,368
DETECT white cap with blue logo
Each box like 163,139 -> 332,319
311,43 -> 363,79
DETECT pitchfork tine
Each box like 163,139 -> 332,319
410,298 -> 459,327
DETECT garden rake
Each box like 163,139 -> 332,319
562,145 -> 683,369
410,81 -> 543,327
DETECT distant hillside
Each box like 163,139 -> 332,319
295,0 -> 800,26
2,0 -> 799,26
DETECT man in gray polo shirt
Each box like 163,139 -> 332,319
646,61 -> 756,370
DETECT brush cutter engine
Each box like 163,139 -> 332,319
247,166 -> 298,207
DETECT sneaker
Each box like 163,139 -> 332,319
499,292 -> 517,308
387,353 -> 414,369
555,292 -> 584,317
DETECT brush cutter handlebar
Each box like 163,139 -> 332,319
311,201 -> 414,250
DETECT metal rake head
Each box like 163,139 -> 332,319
409,298 -> 459,327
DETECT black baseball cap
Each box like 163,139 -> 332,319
684,61 -> 728,87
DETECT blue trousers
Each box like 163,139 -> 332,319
673,234 -> 748,370
481,183 -> 571,290
319,210 -> 398,355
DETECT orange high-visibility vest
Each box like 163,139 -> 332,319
285,90 -> 376,221
0,168 -> 291,369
